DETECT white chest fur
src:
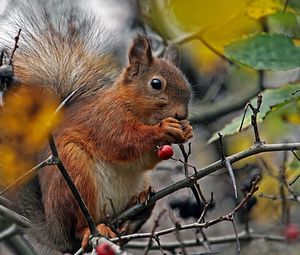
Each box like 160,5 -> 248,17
93,160 -> 148,221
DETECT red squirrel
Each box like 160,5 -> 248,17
1,1 -> 193,253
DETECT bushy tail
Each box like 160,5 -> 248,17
0,0 -> 123,102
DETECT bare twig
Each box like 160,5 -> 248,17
291,150 -> 300,161
258,193 -> 300,202
144,209 -> 166,255
177,144 -> 205,221
0,156 -> 53,196
170,29 -> 234,65
288,149 -> 300,186
111,177 -> 259,243
251,94 -> 263,144
289,175 -> 300,186
231,220 -> 240,254
239,102 -> 250,132
218,133 -> 225,161
198,36 -> 234,65
6,235 -> 38,255
0,224 -> 19,241
283,0 -> 290,12
125,231 -> 288,250
0,205 -> 31,228
279,151 -> 288,224
171,157 -> 197,174
169,211 -> 187,255
196,229 -> 212,253
0,196 -> 16,209
197,193 -> 214,223
9,29 -> 21,65
218,133 -> 237,199
178,143 -> 192,176
239,94 -> 263,144
0,50 -> 4,66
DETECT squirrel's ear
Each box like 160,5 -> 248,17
163,45 -> 180,67
128,35 -> 153,68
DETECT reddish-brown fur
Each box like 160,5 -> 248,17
12,34 -> 193,252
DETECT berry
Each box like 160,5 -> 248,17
158,145 -> 174,160
284,224 -> 300,242
95,242 -> 115,255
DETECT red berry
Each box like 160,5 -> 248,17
284,224 -> 300,242
158,145 -> 174,160
95,242 -> 115,255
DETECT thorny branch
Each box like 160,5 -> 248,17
111,142 -> 300,226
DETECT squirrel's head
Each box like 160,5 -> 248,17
120,35 -> 191,125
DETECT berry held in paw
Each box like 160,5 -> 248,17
158,145 -> 174,160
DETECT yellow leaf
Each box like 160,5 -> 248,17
0,86 -> 62,187
245,0 -> 283,20
145,0 -> 261,72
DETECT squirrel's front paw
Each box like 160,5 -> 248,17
159,117 -> 193,144
180,120 -> 193,141
81,224 -> 116,250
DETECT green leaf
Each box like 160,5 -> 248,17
208,84 -> 300,143
225,33 -> 300,70
289,0 -> 300,12
267,12 -> 300,38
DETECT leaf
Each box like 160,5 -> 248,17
225,33 -> 300,70
141,0 -> 261,72
267,12 -> 300,38
289,0 -> 300,12
208,84 -> 300,143
0,86 -> 61,186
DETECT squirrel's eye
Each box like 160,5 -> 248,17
150,78 -> 162,90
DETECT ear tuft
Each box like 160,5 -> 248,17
128,34 -> 153,67
163,45 -> 180,67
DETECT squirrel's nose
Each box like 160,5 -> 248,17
175,112 -> 187,121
